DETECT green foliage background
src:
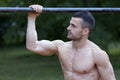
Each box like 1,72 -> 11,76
0,0 -> 120,50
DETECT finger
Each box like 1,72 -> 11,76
29,5 -> 43,13
36,5 -> 43,13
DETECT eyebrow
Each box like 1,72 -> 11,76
70,23 -> 76,27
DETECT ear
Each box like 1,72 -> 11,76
82,28 -> 89,35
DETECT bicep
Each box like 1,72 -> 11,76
95,51 -> 116,80
97,62 -> 115,80
29,40 -> 58,56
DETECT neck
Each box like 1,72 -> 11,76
72,36 -> 88,49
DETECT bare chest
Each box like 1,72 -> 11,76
58,47 -> 94,73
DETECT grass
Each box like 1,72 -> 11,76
0,46 -> 63,80
0,46 -> 120,80
108,48 -> 120,80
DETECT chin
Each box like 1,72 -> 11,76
67,36 -> 72,40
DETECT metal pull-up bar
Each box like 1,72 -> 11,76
0,7 -> 120,13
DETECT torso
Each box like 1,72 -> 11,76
57,40 -> 100,80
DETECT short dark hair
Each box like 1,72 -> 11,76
72,11 -> 95,32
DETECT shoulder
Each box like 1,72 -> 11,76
52,40 -> 64,45
93,50 -> 109,65
89,41 -> 110,65
52,40 -> 72,48
52,40 -> 66,47
88,40 -> 105,54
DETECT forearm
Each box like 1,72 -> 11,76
26,16 -> 38,49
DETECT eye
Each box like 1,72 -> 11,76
70,23 -> 76,28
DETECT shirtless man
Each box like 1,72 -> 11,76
26,5 -> 116,80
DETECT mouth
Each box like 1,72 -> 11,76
67,31 -> 71,35
67,32 -> 71,36
67,31 -> 72,38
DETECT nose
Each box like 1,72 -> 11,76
67,25 -> 71,31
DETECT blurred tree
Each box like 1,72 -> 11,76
0,0 -> 120,51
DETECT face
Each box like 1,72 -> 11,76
67,17 -> 85,40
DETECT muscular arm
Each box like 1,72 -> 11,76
26,5 -> 63,56
94,51 -> 116,80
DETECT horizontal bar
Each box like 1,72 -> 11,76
0,7 -> 120,13
43,8 -> 120,13
0,7 -> 34,13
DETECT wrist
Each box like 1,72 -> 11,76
28,14 -> 37,18
28,15 -> 37,20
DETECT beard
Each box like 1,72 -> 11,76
67,31 -> 83,41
